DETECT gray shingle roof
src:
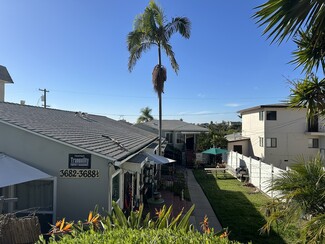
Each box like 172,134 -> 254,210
135,119 -> 209,133
0,102 -> 157,160
0,65 -> 13,83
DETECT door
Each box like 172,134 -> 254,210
233,145 -> 242,154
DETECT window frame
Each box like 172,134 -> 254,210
308,138 -> 319,148
259,111 -> 264,121
259,137 -> 264,147
266,138 -> 277,148
266,111 -> 277,120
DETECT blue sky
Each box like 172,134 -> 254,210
1,0 -> 305,124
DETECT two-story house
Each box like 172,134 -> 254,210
227,104 -> 323,169
135,119 -> 209,167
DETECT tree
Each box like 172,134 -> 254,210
261,155 -> 325,243
288,74 -> 325,121
127,0 -> 191,155
254,0 -> 325,74
137,106 -> 154,123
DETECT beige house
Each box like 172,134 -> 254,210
227,104 -> 323,169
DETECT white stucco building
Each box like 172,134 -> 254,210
0,102 -> 161,230
227,104 -> 323,169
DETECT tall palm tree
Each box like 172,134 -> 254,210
261,155 -> 325,243
127,0 -> 191,155
254,0 -> 325,73
137,106 -> 154,123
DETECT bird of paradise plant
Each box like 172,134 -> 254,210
48,218 -> 73,235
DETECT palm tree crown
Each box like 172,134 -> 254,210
127,0 -> 191,155
137,107 -> 154,123
127,0 -> 191,77
288,74 -> 325,120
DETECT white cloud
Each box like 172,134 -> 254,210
225,103 -> 241,107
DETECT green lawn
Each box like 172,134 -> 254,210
193,170 -> 299,244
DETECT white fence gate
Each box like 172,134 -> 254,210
226,151 -> 285,198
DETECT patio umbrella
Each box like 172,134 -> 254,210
202,148 -> 228,155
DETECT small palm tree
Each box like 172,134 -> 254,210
288,74 -> 325,121
127,0 -> 191,155
262,155 -> 325,243
137,106 -> 154,123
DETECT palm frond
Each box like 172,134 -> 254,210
288,74 -> 325,119
128,41 -> 155,72
254,0 -> 325,44
165,17 -> 191,39
301,213 -> 325,243
290,28 -> 325,74
161,41 -> 179,73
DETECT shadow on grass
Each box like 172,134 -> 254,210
193,169 -> 286,244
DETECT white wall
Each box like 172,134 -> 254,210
242,110 -> 265,159
242,107 -> 320,169
0,122 -> 117,221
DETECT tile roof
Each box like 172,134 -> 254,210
0,102 -> 157,161
134,119 -> 209,133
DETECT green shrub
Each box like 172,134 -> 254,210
42,228 -> 239,244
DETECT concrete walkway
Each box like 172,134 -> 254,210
186,169 -> 223,232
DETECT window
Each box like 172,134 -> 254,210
266,138 -> 277,148
176,133 -> 184,143
15,180 -> 53,212
112,173 -> 120,202
165,133 -> 173,143
259,137 -> 264,147
259,111 -> 264,121
266,111 -> 277,120
308,138 -> 319,148
308,115 -> 319,132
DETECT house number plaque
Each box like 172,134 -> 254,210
59,169 -> 99,178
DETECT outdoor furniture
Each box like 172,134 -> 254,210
204,167 -> 228,178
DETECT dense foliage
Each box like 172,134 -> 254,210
196,121 -> 241,152
262,155 -> 325,243
43,228 -> 239,244
38,202 -> 237,244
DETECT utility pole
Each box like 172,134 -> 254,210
39,88 -> 49,108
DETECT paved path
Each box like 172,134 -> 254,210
186,169 -> 223,232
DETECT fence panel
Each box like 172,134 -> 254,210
226,151 -> 285,198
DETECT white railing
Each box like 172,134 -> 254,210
226,151 -> 285,198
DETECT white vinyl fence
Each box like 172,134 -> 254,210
226,151 -> 285,198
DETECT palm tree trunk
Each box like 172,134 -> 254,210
158,44 -> 162,156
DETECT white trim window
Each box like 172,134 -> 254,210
259,137 -> 264,147
112,172 -> 120,204
308,138 -> 319,148
266,138 -> 277,148
259,111 -> 264,121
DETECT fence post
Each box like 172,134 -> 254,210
249,157 -> 252,184
271,164 -> 274,198
236,152 -> 238,169
259,160 -> 262,191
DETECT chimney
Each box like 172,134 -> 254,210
0,65 -> 14,102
